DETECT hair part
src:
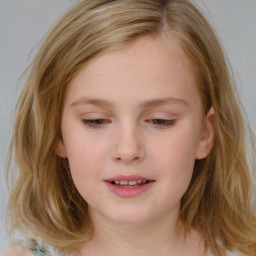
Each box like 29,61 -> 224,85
7,0 -> 256,255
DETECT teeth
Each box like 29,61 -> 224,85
120,180 -> 128,185
111,180 -> 149,186
128,180 -> 137,186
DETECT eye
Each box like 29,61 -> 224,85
82,119 -> 111,128
147,119 -> 176,128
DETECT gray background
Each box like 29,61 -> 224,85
1,0 -> 255,251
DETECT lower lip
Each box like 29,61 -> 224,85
105,181 -> 154,198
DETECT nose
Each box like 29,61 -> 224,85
111,126 -> 146,164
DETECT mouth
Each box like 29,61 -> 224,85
107,179 -> 152,188
104,175 -> 155,197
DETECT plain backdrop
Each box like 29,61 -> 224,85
1,0 -> 255,250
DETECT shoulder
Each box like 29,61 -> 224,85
0,247 -> 34,256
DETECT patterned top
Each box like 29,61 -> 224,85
23,241 -> 68,256
28,246 -> 49,256
26,241 -> 50,256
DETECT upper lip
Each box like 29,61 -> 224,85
105,175 -> 154,182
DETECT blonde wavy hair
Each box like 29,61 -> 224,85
7,0 -> 256,255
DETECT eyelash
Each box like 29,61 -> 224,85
81,119 -> 177,129
82,119 -> 110,128
147,119 -> 177,128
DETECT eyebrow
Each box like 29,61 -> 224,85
70,97 -> 187,108
140,97 -> 187,108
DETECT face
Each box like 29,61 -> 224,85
57,36 -> 215,226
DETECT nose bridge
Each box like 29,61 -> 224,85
111,121 -> 145,164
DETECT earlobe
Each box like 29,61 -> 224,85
195,107 -> 216,160
55,139 -> 68,158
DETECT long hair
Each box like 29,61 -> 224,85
7,0 -> 256,255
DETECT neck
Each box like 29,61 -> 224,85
79,209 -> 206,256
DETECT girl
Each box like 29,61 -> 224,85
2,0 -> 256,255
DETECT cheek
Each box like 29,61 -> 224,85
151,139 -> 195,207
64,128 -> 107,170
65,140 -> 103,189
149,129 -> 199,192
66,145 -> 101,206
151,130 -> 198,170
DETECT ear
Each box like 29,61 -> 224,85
195,106 -> 216,160
55,139 -> 68,158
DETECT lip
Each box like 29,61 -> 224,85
105,175 -> 153,182
104,175 -> 155,198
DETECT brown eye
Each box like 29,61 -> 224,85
82,119 -> 111,128
148,119 -> 176,127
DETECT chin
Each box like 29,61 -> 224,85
106,208 -> 154,226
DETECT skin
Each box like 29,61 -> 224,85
57,36 -> 215,256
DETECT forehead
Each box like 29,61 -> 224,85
64,36 -> 200,108
79,35 -> 193,77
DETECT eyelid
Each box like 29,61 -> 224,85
146,118 -> 177,128
81,112 -> 110,118
145,111 -> 178,119
144,109 -> 178,128
81,118 -> 111,129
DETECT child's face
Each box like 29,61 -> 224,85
57,36 -> 214,226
